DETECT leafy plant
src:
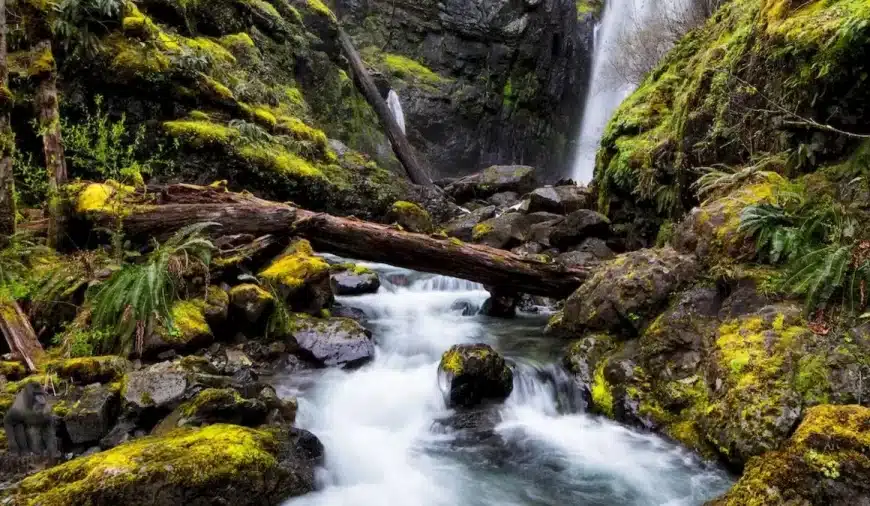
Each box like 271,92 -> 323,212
53,0 -> 125,58
739,186 -> 870,314
12,150 -> 49,208
693,163 -> 778,201
88,223 -> 217,354
0,233 -> 50,300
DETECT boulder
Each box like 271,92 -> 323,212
46,356 -> 129,385
439,344 -> 513,408
527,185 -> 592,214
471,213 -> 529,249
547,248 -> 700,338
229,283 -> 275,325
450,299 -> 480,316
510,242 -> 544,257
331,303 -> 369,323
259,240 -> 333,314
555,250 -> 598,268
488,191 -> 520,208
480,290 -> 517,319
444,206 -> 497,241
257,385 -> 298,425
330,267 -> 380,296
549,209 -> 611,249
63,384 -> 121,446
527,219 -> 563,247
287,315 -> 375,367
144,286 -> 228,356
9,424 -> 323,505
154,388 -> 268,433
445,166 -> 538,203
123,367 -> 189,410
570,237 -> 615,259
707,405 -> 870,506
387,200 -> 434,233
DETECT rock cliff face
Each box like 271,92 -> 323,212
336,0 -> 595,180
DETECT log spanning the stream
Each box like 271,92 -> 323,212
82,184 -> 590,298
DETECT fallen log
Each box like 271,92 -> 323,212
0,299 -> 44,371
83,184 -> 590,298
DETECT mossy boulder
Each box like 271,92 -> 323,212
285,315 -> 375,367
547,247 -> 700,338
0,362 -> 26,381
260,240 -> 333,314
387,200 -> 433,233
63,384 -> 121,446
229,283 -> 275,324
153,388 -> 268,434
444,206 -> 497,241
439,344 -> 513,408
562,333 -> 618,409
329,265 -> 380,296
45,356 -> 130,385
470,213 -> 529,249
445,166 -> 538,204
708,405 -> 870,505
7,424 -> 323,506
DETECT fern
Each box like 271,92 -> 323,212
53,0 -> 125,57
88,223 -> 217,354
693,164 -> 777,201
781,244 -> 852,312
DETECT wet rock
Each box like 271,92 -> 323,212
406,184 -> 463,224
331,303 -> 369,323
547,248 -> 700,338
330,268 -> 380,296
9,424 -> 323,505
488,191 -> 520,208
288,316 -> 375,367
64,384 -> 121,446
480,290 -> 517,319
510,242 -> 544,257
549,209 -> 611,249
527,185 -> 592,214
563,334 -> 618,409
387,200 -> 434,233
439,344 -> 513,408
516,294 -> 558,314
259,240 -> 333,315
570,237 -> 615,259
229,283 -> 274,325
258,385 -> 298,425
100,417 -> 138,450
707,405 -> 870,506
123,367 -> 188,410
444,206 -> 497,241
450,299 -> 479,316
445,166 -> 538,204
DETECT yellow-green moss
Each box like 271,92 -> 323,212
45,356 -> 129,385
238,145 -> 325,179
203,77 -> 235,100
259,240 -> 329,289
75,182 -> 135,214
276,116 -> 328,152
252,106 -> 278,128
180,388 -> 243,417
471,222 -> 494,241
219,33 -> 256,50
0,361 -> 26,380
164,300 -> 211,344
12,424 -> 281,505
164,120 -> 238,147
4,374 -> 62,394
591,361 -> 614,417
378,53 -> 449,85
112,45 -> 171,74
306,0 -> 337,21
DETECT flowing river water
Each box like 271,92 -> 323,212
277,261 -> 733,506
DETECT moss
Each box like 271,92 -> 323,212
4,374 -> 62,394
75,182 -> 135,214
203,77 -> 235,100
276,116 -> 328,153
471,222 -> 494,241
379,52 -> 449,85
219,33 -> 256,50
591,361 -> 614,417
112,45 -> 171,74
180,388 -> 243,417
252,106 -> 278,128
12,424 -> 282,505
163,120 -> 238,147
259,240 -> 329,289
0,361 -> 26,380
237,144 -> 326,180
306,0 -> 337,22
45,356 -> 129,385
440,347 -> 464,375
329,263 -> 374,275
160,300 -> 212,344
229,283 -> 273,303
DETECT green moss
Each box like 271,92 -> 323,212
228,283 -> 274,303
204,77 -> 235,100
163,300 -> 212,344
591,361 -> 614,418
164,120 -> 238,147
4,374 -> 63,394
471,222 -> 494,241
276,116 -> 328,153
238,144 -> 326,180
306,0 -> 337,22
180,388 -> 243,417
45,356 -> 129,385
75,182 -> 135,214
260,240 -> 329,289
379,53 -> 449,85
12,424 -> 282,505
219,33 -> 256,50
0,361 -> 26,380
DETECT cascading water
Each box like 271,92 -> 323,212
386,90 -> 407,134
277,263 -> 732,506
570,0 -> 676,184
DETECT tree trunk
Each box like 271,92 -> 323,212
337,29 -> 432,186
0,0 -> 14,247
0,299 -> 44,371
34,40 -> 68,249
82,184 -> 590,298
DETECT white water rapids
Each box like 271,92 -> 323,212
278,262 -> 732,506
386,90 -> 406,134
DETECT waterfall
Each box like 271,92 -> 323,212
570,0 -> 677,184
386,90 -> 406,134
277,264 -> 732,506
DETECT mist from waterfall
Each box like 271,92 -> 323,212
386,90 -> 406,134
570,0 -> 686,184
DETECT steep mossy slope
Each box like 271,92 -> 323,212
9,0 -> 407,219
597,0 -> 870,229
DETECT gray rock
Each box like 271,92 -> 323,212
330,270 -> 380,296
450,299 -> 479,316
439,344 -> 513,408
570,237 -> 615,259
510,242 -> 544,257
229,283 -> 274,325
555,250 -> 598,268
528,219 -> 563,247
123,366 -> 188,409
470,213 -> 529,249
488,191 -> 520,208
527,185 -> 592,214
480,290 -> 517,318
331,304 -> 369,323
444,206 -> 497,241
64,384 -> 120,446
549,209 -> 611,249
289,317 -> 375,367
445,166 -> 538,204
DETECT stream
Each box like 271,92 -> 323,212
277,261 -> 733,506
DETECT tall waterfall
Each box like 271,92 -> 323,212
570,0 -> 662,184
386,90 -> 406,134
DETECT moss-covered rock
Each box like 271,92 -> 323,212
708,405 -> 870,505
229,283 -> 275,324
439,344 -> 513,408
329,265 -> 380,296
63,383 -> 121,446
0,361 -> 26,381
45,356 -> 130,385
153,388 -> 268,434
547,247 -> 700,338
387,200 -> 433,233
282,314 -> 374,367
260,240 -> 333,314
7,424 -> 322,506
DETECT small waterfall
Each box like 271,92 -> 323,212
570,0 -> 683,184
386,90 -> 406,134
